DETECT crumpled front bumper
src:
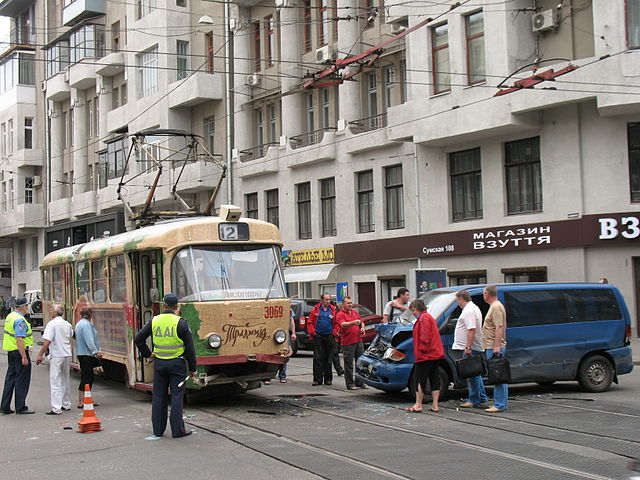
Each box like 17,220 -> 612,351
355,353 -> 412,392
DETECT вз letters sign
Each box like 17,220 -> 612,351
598,216 -> 640,240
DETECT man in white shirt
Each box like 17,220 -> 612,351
452,290 -> 488,408
36,304 -> 73,415
382,288 -> 411,323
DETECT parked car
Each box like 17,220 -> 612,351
24,290 -> 43,328
291,298 -> 383,354
356,283 -> 634,399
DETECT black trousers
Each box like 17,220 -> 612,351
332,340 -> 344,374
342,342 -> 364,388
1,349 -> 31,412
78,355 -> 97,391
152,357 -> 188,438
312,334 -> 335,384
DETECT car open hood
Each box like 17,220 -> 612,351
377,322 -> 412,344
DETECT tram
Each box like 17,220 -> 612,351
39,207 -> 290,394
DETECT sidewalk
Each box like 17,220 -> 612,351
632,336 -> 640,365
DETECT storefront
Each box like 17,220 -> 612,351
282,247 -> 337,298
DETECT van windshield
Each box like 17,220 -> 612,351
419,290 -> 456,320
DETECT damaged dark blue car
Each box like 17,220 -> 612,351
356,283 -> 634,398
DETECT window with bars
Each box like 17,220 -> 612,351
245,192 -> 258,219
357,170 -> 375,233
266,189 -> 279,227
628,123 -> 640,202
205,32 -> 214,74
505,137 -> 543,214
466,11 -> 485,85
176,40 -> 189,80
297,182 -> 312,239
137,46 -> 158,97
320,177 -> 336,237
385,165 -> 404,229
432,23 -> 450,94
450,148 -> 482,220
24,177 -> 33,204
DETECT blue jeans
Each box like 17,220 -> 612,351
278,361 -> 288,380
486,348 -> 508,411
451,349 -> 488,405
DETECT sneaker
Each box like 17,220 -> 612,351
61,406 -> 71,411
0,409 -> 15,415
174,430 -> 193,438
16,409 -> 35,415
45,410 -> 61,415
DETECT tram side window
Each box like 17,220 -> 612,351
172,249 -> 198,301
92,259 -> 107,303
76,261 -> 90,300
52,265 -> 64,302
109,255 -> 127,302
42,268 -> 51,301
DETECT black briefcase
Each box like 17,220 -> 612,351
455,355 -> 485,379
486,355 -> 511,385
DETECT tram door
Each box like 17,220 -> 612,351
130,250 -> 163,384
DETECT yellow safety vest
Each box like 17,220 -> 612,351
151,313 -> 184,360
3,311 -> 33,351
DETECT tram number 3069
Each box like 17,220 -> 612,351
264,306 -> 284,319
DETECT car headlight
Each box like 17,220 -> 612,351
273,329 -> 287,344
383,347 -> 406,362
207,334 -> 222,349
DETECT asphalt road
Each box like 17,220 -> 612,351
0,340 -> 639,480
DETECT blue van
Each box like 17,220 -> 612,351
356,283 -> 634,397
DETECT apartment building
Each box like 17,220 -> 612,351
231,0 -> 640,333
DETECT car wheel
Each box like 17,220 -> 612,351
577,354 -> 613,393
408,366 -> 449,401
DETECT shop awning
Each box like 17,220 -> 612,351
283,264 -> 336,283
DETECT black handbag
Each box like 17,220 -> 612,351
455,355 -> 486,379
486,355 -> 511,385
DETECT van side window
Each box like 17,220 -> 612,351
471,294 -> 489,318
504,290 -> 571,327
570,289 -> 622,322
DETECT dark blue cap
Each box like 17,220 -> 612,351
163,293 -> 179,307
15,297 -> 28,306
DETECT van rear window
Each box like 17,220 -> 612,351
504,289 -> 622,327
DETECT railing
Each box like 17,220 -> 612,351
239,142 -> 278,161
349,112 -> 388,135
289,127 -> 337,149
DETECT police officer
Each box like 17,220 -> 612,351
1,297 -> 35,414
134,294 -> 196,438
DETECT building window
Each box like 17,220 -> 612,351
137,46 -> 158,97
303,0 -> 312,52
17,53 -> 35,85
137,0 -> 156,19
321,88 -> 330,128
449,270 -> 487,286
7,119 -> 13,156
628,123 -> 640,202
432,23 -> 450,94
9,179 -> 14,211
297,182 -> 312,240
1,182 -> 5,213
320,177 -> 336,237
111,21 -> 120,52
205,32 -> 214,74
70,25 -> 106,63
17,5 -> 35,45
367,72 -> 377,117
383,66 -> 394,110
18,239 -> 26,271
306,92 -> 315,132
176,40 -> 189,80
98,137 -> 129,187
256,108 -> 264,148
466,11 -> 485,85
629,0 -> 640,48
319,0 -> 329,46
265,15 -> 274,67
385,165 -> 404,229
45,42 -> 69,79
24,177 -> 33,204
253,22 -> 261,72
400,59 -> 407,103
0,123 -> 5,157
450,148 -> 482,221
267,104 -> 277,143
176,0 -> 186,6
88,99 -> 94,139
266,188 -> 279,227
505,137 -> 542,214
503,267 -> 547,283
30,237 -> 38,271
357,170 -> 375,233
24,118 -> 33,150
203,116 -> 215,153
246,192 -> 258,219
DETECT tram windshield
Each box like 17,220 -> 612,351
171,245 -> 286,301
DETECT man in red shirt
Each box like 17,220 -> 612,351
336,296 -> 368,390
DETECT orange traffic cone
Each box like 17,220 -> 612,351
77,384 -> 102,433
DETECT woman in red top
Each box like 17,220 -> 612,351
406,299 -> 444,413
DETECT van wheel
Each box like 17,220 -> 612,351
578,355 -> 613,393
408,366 -> 449,401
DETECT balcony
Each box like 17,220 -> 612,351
236,144 -> 280,179
287,129 -> 337,168
239,142 -> 279,162
289,127 -> 337,149
0,203 -> 45,237
349,113 -> 388,134
12,148 -> 44,168
174,161 -> 224,193
168,72 -> 223,109
45,72 -> 71,102
95,51 -> 125,76
68,60 -> 98,89
1,84 -> 36,107
107,104 -> 128,132
71,190 -> 98,217
0,0 -> 29,17
63,0 -> 105,26
49,197 -> 72,223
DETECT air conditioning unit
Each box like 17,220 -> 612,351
532,9 -> 557,32
245,73 -> 261,87
316,45 -> 332,63
32,176 -> 42,187
391,23 -> 406,34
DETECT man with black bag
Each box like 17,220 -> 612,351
482,285 -> 508,413
451,290 -> 488,408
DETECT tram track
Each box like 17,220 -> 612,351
185,389 -> 626,480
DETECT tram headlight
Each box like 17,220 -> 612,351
273,329 -> 287,344
207,334 -> 222,349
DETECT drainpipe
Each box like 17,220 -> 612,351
414,144 -> 422,269
225,0 -> 234,204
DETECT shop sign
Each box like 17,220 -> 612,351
282,247 -> 334,266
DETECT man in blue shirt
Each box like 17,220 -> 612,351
308,293 -> 337,386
